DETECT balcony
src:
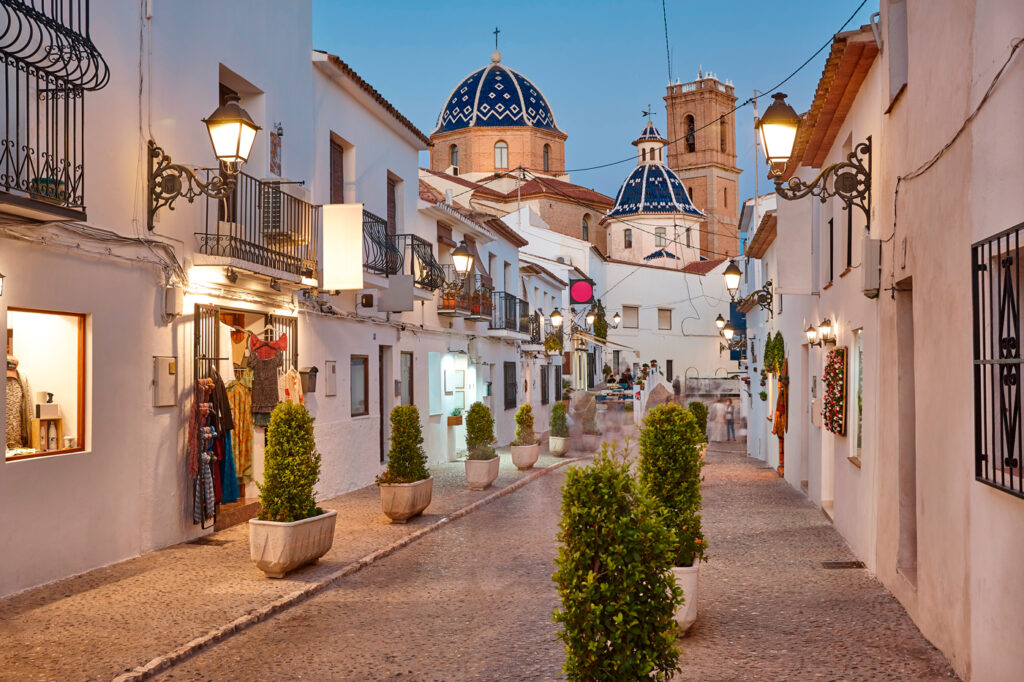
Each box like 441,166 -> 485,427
438,265 -> 470,316
467,274 -> 493,320
528,311 -> 543,345
0,0 -> 109,220
490,292 -> 529,335
395,234 -> 444,290
362,209 -> 403,276
196,172 -> 320,279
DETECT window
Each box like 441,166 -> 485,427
723,187 -> 728,208
827,217 -> 835,283
666,359 -> 674,381
5,308 -> 87,460
641,148 -> 647,162
655,227 -> 666,247
386,178 -> 397,235
400,352 -> 414,406
503,361 -> 516,410
582,214 -> 590,241
351,355 -> 368,416
624,229 -> 632,249
330,138 -> 344,203
887,0 -> 908,108
685,115 -> 696,152
846,210 -> 854,270
494,141 -> 508,169
554,366 -> 562,401
658,308 -> 672,330
622,305 -> 639,328
449,144 -> 459,169
613,350 -> 620,374
543,144 -> 550,172
720,121 -> 727,153
541,366 -> 549,404
851,330 -> 863,461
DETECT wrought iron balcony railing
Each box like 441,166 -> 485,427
0,0 -> 110,213
395,234 -> 444,290
196,171 -> 320,278
528,311 -> 543,344
439,264 -> 471,315
468,274 -> 493,320
363,209 -> 403,275
490,291 -> 529,333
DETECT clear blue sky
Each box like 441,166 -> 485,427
312,0 -> 877,204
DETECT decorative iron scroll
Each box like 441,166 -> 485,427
362,209 -> 403,275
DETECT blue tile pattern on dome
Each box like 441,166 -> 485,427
607,164 -> 706,219
434,63 -> 561,134
633,120 -> 667,143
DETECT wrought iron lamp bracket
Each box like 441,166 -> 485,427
148,140 -> 238,230
740,279 -> 775,318
771,137 -> 871,223
719,333 -> 746,355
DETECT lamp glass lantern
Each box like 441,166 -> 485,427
756,92 -> 801,169
715,313 -> 726,330
723,260 -> 742,298
805,325 -> 818,345
818,318 -> 834,342
550,308 -> 563,328
722,321 -> 735,341
612,312 -> 621,328
203,93 -> 261,167
585,310 -> 596,326
451,241 -> 474,277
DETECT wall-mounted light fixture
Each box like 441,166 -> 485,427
715,313 -> 726,330
723,260 -> 742,300
612,312 -> 621,328
225,267 -> 238,284
549,308 -> 563,328
450,240 -> 474,283
585,310 -> 596,327
808,318 -> 836,347
148,94 -> 261,230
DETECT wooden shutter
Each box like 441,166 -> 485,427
330,140 -> 344,204
387,179 -> 397,235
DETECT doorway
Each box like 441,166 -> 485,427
379,345 -> 392,464
896,278 -> 918,585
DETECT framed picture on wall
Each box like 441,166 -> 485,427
455,370 -> 465,389
454,390 -> 466,410
444,370 -> 454,394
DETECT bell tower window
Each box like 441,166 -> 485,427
582,214 -> 590,241
685,115 -> 696,153
642,148 -> 647,162
450,144 -> 459,169
655,227 -> 667,246
543,144 -> 551,172
494,141 -> 509,169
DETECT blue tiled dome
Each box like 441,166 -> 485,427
633,120 -> 667,144
434,53 -> 561,134
607,164 -> 705,219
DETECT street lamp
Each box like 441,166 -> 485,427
722,321 -> 736,341
585,310 -> 596,326
451,241 -> 474,279
805,324 -> 818,345
756,92 -> 801,171
817,318 -> 836,346
715,313 -> 726,330
723,260 -> 742,300
148,94 -> 262,230
612,312 -> 621,328
550,308 -> 563,328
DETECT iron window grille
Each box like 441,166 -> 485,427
394,234 -> 444,290
973,222 -> 1024,498
362,208 -> 403,275
529,311 -> 543,344
541,366 -> 549,404
490,291 -> 528,333
504,361 -> 516,410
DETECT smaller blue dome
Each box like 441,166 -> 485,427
633,120 -> 667,145
607,164 -> 705,219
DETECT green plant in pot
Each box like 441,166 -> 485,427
549,401 -> 570,457
376,405 -> 432,522
553,444 -> 683,679
464,401 -> 499,490
638,403 -> 707,633
545,333 -> 563,356
448,406 -> 463,426
510,403 -> 540,470
249,402 -> 337,578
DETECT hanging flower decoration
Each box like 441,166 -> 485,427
822,347 -> 847,435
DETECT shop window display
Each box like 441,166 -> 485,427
6,309 -> 86,460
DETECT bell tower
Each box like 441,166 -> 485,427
664,72 -> 741,258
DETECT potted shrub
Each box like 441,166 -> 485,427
554,445 -> 683,678
638,404 -> 707,634
510,403 -> 540,469
688,400 -> 709,459
549,402 -> 570,456
545,333 -> 562,356
464,401 -> 500,490
447,407 -> 463,427
249,402 -> 337,578
759,390 -> 768,401
376,405 -> 433,523
582,416 -> 601,451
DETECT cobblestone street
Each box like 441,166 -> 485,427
148,442 -> 957,681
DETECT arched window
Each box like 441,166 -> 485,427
494,141 -> 509,169
624,229 -> 633,249
685,115 -> 696,153
641,148 -> 647,162
450,145 -> 459,171
658,148 -> 662,160
720,122 -> 727,153
655,227 -> 667,247
543,144 -> 551,172
582,214 -> 591,241
723,187 -> 728,208
689,186 -> 695,202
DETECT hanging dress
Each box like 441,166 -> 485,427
250,334 -> 286,426
226,368 -> 254,482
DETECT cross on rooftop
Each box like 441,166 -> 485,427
493,26 -> 500,50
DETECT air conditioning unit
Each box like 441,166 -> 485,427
862,234 -> 881,299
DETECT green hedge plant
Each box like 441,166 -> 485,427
257,402 -> 323,523
687,401 -> 709,442
550,402 -> 569,438
514,403 -> 537,446
465,401 -> 496,460
638,404 -> 707,567
553,445 -> 683,680
376,405 -> 430,484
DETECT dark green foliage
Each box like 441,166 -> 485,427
257,402 -> 322,522
514,403 -> 537,445
550,402 -> 569,438
639,404 -> 707,567
687,401 -> 709,441
376,405 -> 429,484
553,446 -> 683,681
764,331 -> 786,374
592,299 -> 608,340
465,401 -> 496,460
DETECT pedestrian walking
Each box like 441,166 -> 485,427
726,399 -> 736,440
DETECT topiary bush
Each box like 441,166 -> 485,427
257,402 -> 322,522
514,403 -> 537,445
553,445 -> 683,680
638,404 -> 707,567
687,401 -> 709,442
550,402 -> 569,438
465,401 -> 496,460
376,405 -> 429,484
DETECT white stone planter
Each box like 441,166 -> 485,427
510,443 -> 540,470
248,509 -> 338,579
465,456 -> 500,490
582,433 -> 601,451
379,476 -> 434,523
548,435 -> 570,457
671,565 -> 699,634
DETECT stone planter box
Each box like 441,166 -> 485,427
510,443 -> 539,470
671,564 -> 699,634
447,415 -> 463,427
548,435 -> 570,457
380,476 -> 433,523
582,433 -> 601,451
464,456 -> 500,490
248,509 -> 338,579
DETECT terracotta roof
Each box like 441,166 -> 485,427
511,175 -> 614,207
420,168 -> 506,198
419,179 -> 445,203
745,211 -> 778,259
681,258 -> 726,275
483,216 -> 528,248
318,52 -> 431,147
783,26 -> 878,179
